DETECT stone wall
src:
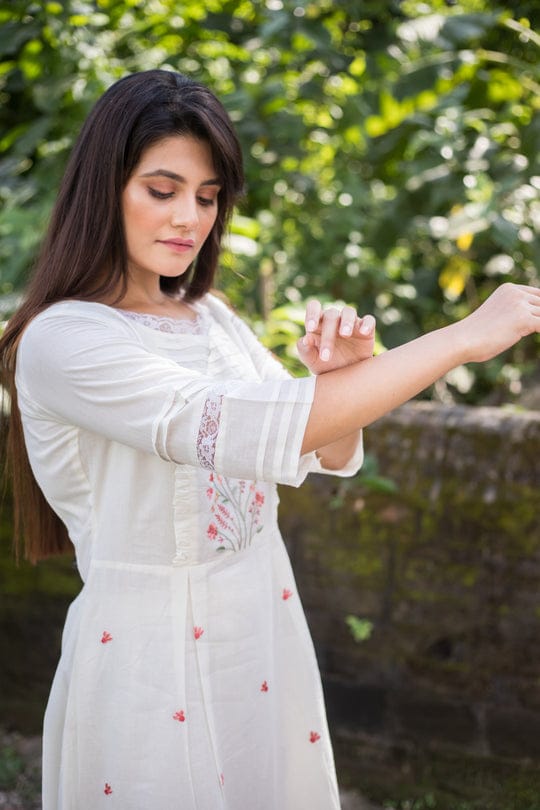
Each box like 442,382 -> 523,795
278,402 -> 540,769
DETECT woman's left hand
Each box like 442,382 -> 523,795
296,300 -> 376,375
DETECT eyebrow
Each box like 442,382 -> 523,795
140,169 -> 221,187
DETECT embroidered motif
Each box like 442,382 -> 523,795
104,783 -> 113,795
206,476 -> 265,552
196,394 -> 223,470
173,710 -> 186,722
220,773 -> 225,787
282,588 -> 293,601
260,681 -> 269,692
101,631 -> 113,644
309,731 -> 321,744
193,626 -> 204,640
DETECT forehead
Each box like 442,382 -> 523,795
135,134 -> 216,177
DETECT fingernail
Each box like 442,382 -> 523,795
360,323 -> 371,335
341,325 -> 352,336
307,319 -> 316,332
320,348 -> 330,362
302,336 -> 309,346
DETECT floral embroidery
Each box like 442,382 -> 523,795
309,731 -> 321,744
206,475 -> 265,552
104,783 -> 113,795
260,680 -> 269,692
173,710 -> 186,722
220,773 -> 225,787
194,626 -> 204,640
101,631 -> 113,644
282,588 -> 293,601
196,393 -> 223,470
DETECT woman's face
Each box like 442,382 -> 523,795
122,135 -> 220,290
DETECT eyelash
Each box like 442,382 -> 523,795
148,188 -> 216,207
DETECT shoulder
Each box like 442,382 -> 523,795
200,292 -> 254,335
200,291 -> 237,322
21,300 -> 140,344
27,299 -> 139,328
17,300 -> 142,375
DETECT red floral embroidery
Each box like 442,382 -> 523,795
206,474 -> 265,552
309,731 -> 321,744
104,783 -> 113,795
101,631 -> 113,644
194,626 -> 204,640
260,680 -> 269,692
282,588 -> 293,601
173,710 -> 186,722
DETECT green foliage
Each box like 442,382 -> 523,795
345,614 -> 374,643
0,735 -> 41,804
329,452 -> 398,512
0,0 -> 539,402
0,745 -> 24,790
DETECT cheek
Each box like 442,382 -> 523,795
123,189 -> 155,233
122,194 -> 139,235
204,209 -> 219,238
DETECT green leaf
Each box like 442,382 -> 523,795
345,615 -> 374,644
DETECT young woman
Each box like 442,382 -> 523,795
1,69 -> 538,810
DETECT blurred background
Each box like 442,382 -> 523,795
1,1 -> 539,808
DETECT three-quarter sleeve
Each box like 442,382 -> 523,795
15,304 -> 317,486
205,295 -> 364,478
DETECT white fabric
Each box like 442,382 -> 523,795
15,294 -> 364,810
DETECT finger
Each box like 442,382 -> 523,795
305,300 -> 322,333
297,334 -> 319,363
319,307 -> 340,362
301,331 -> 319,349
338,305 -> 358,337
358,314 -> 376,336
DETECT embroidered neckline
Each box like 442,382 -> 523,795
115,309 -> 207,335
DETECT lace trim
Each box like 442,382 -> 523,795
116,310 -> 206,335
196,393 -> 223,470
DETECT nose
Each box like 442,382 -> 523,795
170,194 -> 199,231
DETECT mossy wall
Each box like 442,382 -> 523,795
278,402 -> 540,770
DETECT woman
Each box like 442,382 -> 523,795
0,69 -> 538,810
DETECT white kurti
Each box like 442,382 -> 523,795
15,295 -> 363,810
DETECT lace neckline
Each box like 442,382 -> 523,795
115,309 -> 207,335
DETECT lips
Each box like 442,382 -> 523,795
158,238 -> 195,254
159,238 -> 195,248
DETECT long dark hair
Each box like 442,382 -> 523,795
0,69 -> 245,562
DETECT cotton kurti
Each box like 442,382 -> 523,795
15,294 -> 363,810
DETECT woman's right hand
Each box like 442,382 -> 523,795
457,283 -> 540,363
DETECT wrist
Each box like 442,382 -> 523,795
444,320 -> 476,366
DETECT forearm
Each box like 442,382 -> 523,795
302,321 -> 467,454
314,430 -> 363,470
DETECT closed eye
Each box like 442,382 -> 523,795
197,197 -> 216,207
148,188 -> 174,200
